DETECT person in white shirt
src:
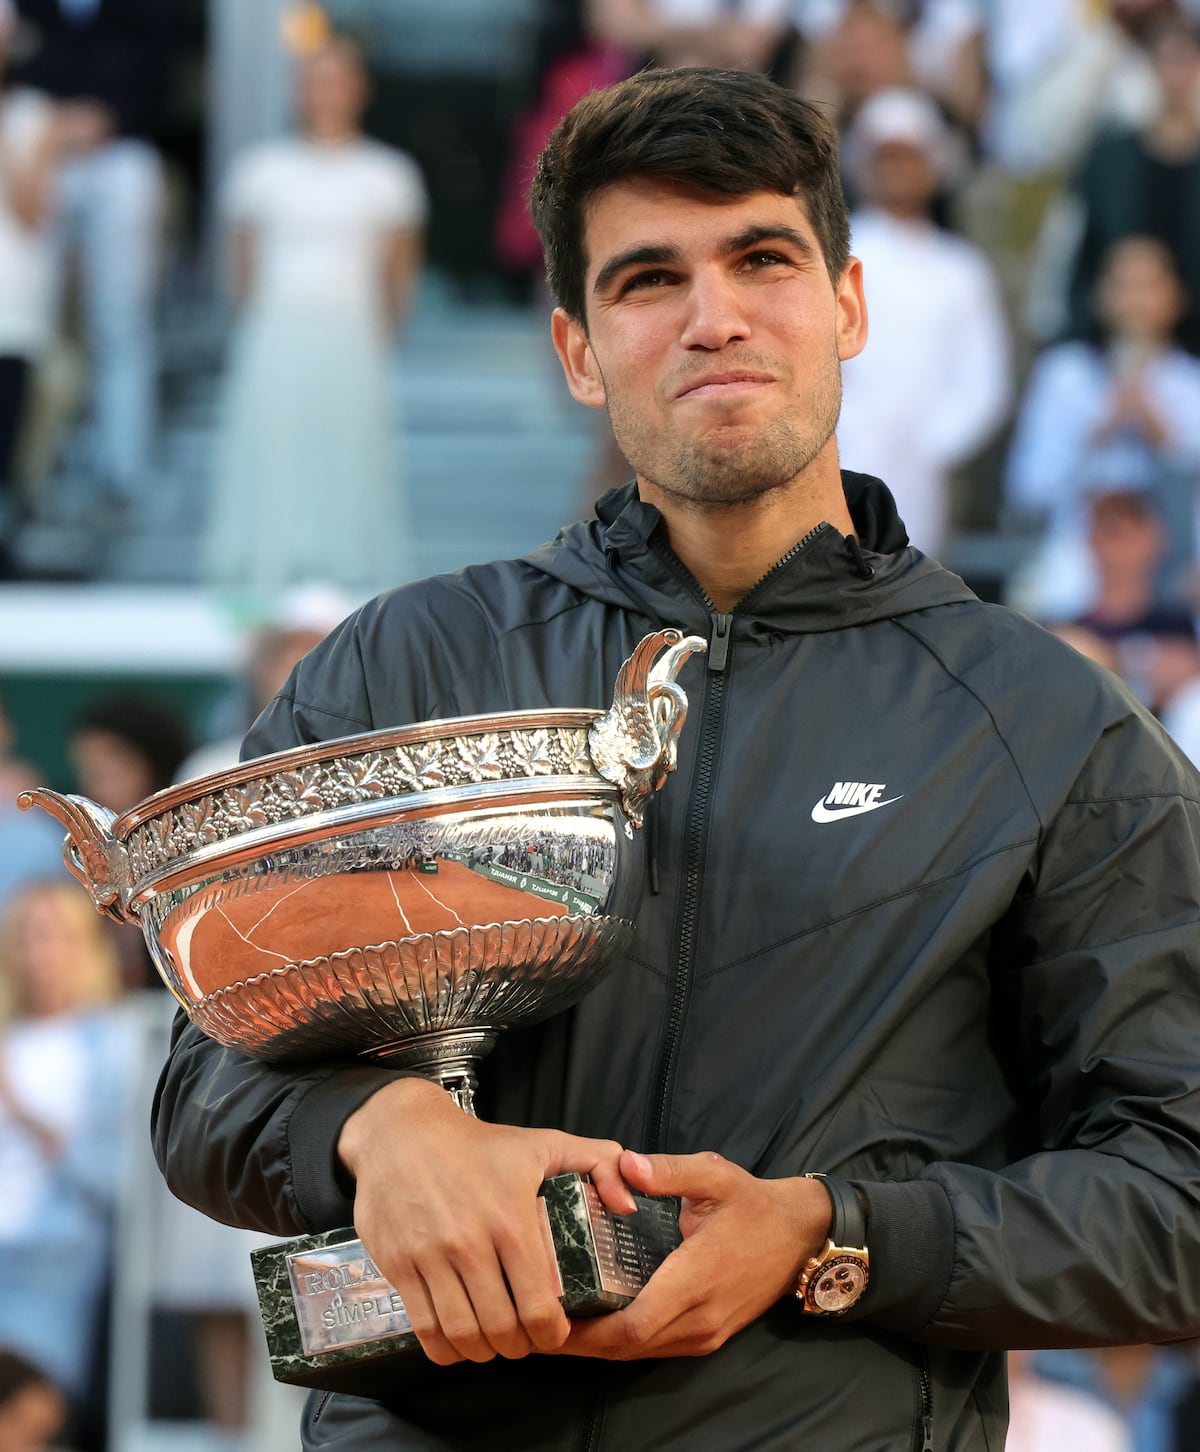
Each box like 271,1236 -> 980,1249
836,86 -> 1012,555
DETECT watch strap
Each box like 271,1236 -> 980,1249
814,1173 -> 867,1251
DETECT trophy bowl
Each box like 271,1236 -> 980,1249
19,629 -> 706,1101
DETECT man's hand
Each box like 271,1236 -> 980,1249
555,1149 -> 834,1360
337,1078 -> 635,1366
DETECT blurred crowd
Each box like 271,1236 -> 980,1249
2,0 -> 1200,1449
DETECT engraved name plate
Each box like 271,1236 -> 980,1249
286,1243 -> 413,1355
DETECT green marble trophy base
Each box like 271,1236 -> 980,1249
251,1172 -> 682,1391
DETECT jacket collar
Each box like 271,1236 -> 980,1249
526,472 -> 975,638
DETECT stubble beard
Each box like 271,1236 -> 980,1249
607,355 -> 844,512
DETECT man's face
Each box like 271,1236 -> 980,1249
551,179 -> 866,510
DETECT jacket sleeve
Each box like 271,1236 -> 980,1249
850,707 -> 1200,1348
151,608 -> 415,1235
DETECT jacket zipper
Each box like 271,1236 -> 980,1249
643,521 -> 831,1152
916,1350 -> 934,1452
576,1405 -> 600,1452
574,1378 -> 608,1452
646,607 -> 731,1149
742,521 -> 830,600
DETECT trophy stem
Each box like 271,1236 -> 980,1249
369,1026 -> 499,1119
436,1071 -> 477,1116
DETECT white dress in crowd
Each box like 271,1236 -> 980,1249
205,135 -> 427,605
1004,342 -> 1200,621
836,207 -> 1012,556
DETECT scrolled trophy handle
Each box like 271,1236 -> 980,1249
587,628 -> 707,827
16,788 -> 128,922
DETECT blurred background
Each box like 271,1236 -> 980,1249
3,0 -> 1200,1448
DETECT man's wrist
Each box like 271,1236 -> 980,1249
336,1074 -> 445,1181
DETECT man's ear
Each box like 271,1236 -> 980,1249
835,257 -> 868,362
551,307 -> 607,409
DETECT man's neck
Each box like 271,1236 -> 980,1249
637,459 -> 856,612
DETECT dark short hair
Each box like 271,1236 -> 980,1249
0,1346 -> 57,1405
74,694 -> 191,793
530,67 -> 850,325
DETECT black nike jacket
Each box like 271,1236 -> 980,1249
153,473 -> 1200,1451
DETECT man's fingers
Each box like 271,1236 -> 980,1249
389,1266 -> 464,1367
564,1236 -> 704,1356
455,1253 -> 539,1361
416,1258 -> 505,1364
619,1147 -> 734,1203
497,1215 -> 572,1352
541,1132 -> 637,1213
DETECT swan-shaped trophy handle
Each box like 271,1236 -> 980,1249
16,788 -> 128,922
587,628 -> 708,827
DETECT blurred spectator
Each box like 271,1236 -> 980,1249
203,32 -> 427,608
67,693 -> 189,814
1071,488 -> 1198,710
791,0 -> 987,178
836,87 -> 1011,554
166,585 -> 352,1451
0,694 -> 64,919
1030,1346 -> 1200,1452
791,0 -> 986,139
1006,1349 -> 1131,1452
586,0 -> 795,74
1161,659 -> 1200,765
178,580 -> 353,780
0,1348 -> 66,1452
0,880 -> 137,1422
982,0 -> 1165,180
1006,235 -> 1200,620
67,692 -> 189,991
795,0 -> 914,143
6,0 -> 177,523
0,0 -> 62,578
1053,14 -> 1200,354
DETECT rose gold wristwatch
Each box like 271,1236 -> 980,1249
796,1173 -> 870,1316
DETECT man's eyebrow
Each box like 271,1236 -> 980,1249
593,243 -> 682,297
719,224 -> 816,258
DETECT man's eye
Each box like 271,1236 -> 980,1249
743,251 -> 788,269
622,270 -> 671,293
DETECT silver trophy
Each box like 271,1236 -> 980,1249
19,628 -> 705,1391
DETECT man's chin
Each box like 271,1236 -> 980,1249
656,463 -> 795,508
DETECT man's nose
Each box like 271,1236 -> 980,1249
678,271 -> 750,350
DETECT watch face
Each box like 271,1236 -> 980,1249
810,1256 -> 868,1313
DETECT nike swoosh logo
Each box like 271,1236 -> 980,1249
811,795 -> 903,824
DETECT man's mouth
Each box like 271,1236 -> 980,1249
675,371 -> 776,400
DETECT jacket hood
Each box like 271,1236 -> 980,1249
522,470 -> 975,637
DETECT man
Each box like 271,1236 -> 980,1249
836,85 -> 1011,555
6,0 -> 175,515
153,68 -> 1200,1451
